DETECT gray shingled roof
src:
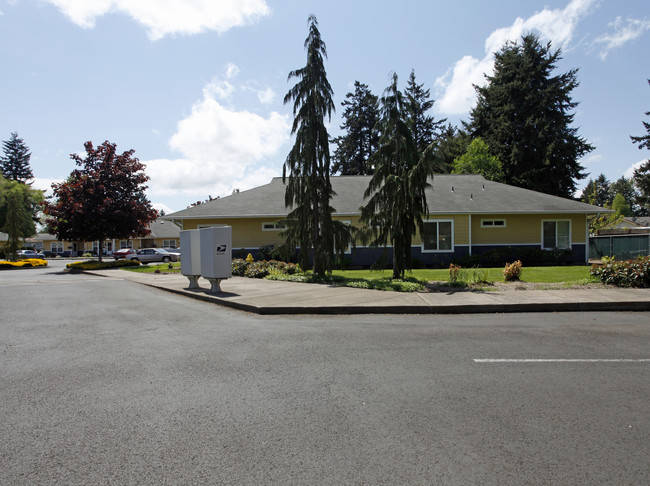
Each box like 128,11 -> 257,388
165,174 -> 610,220
146,218 -> 181,238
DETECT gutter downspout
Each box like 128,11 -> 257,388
468,214 -> 472,256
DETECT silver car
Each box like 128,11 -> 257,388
126,248 -> 178,264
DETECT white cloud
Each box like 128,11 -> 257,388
152,202 -> 174,215
435,0 -> 598,115
45,0 -> 271,40
624,159 -> 648,179
257,87 -> 275,104
32,177 -> 63,198
143,76 -> 290,200
594,17 -> 650,60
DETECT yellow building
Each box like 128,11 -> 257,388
165,175 -> 611,266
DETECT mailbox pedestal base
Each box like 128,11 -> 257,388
206,278 -> 223,293
185,275 -> 200,289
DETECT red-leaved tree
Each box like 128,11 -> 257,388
45,141 -> 158,262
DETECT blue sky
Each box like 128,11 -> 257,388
1,0 -> 648,214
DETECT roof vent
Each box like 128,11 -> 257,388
482,184 -> 485,190
470,194 -> 473,200
451,186 -> 454,192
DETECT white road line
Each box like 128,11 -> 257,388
474,359 -> 650,363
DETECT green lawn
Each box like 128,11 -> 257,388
333,265 -> 594,284
124,262 -> 182,273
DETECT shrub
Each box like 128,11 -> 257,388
231,258 -> 248,276
66,259 -> 140,271
590,256 -> 650,288
244,261 -> 270,278
503,260 -> 523,281
459,267 -> 491,285
449,263 -> 461,283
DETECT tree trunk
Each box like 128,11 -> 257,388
98,239 -> 104,263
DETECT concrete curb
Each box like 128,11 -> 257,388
134,279 -> 650,315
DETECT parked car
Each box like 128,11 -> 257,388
16,249 -> 45,259
126,248 -> 179,264
113,248 -> 137,260
162,247 -> 181,257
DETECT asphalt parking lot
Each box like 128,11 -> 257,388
1,264 -> 649,485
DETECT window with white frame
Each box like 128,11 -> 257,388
120,240 -> 133,249
51,241 -> 64,253
262,221 -> 285,231
162,240 -> 177,248
542,220 -> 571,249
481,219 -> 506,228
421,220 -> 454,252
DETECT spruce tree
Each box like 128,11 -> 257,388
1,132 -> 34,182
469,34 -> 593,197
331,81 -> 379,175
282,14 -> 336,275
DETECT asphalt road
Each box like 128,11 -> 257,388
1,263 -> 649,485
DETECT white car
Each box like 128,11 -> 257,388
126,248 -> 179,264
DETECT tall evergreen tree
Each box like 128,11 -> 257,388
282,14 -> 336,275
1,132 -> 34,182
580,174 -> 610,207
360,73 -> 431,279
331,81 -> 379,175
431,123 -> 470,173
608,176 -> 639,216
469,34 -> 593,197
404,69 -> 445,155
631,80 -> 650,215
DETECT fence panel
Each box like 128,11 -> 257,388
590,235 -> 650,260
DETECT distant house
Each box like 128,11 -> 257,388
164,174 -> 610,266
27,218 -> 181,256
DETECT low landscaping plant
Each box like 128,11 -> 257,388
503,260 -> 523,281
459,267 -> 491,285
590,256 -> 650,288
67,259 -> 141,271
0,258 -> 48,269
232,258 -> 301,278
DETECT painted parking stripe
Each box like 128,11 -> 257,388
474,359 -> 650,363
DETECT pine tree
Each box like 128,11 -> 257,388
1,132 -> 34,182
282,14 -> 336,275
469,34 -> 593,197
331,81 -> 379,175
580,174 -> 610,207
404,69 -> 445,155
360,73 -> 431,279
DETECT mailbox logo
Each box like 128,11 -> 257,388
216,245 -> 227,255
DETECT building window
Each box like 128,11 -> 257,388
422,220 -> 454,252
542,220 -> 571,249
51,241 -> 64,253
120,240 -> 133,249
481,219 -> 506,228
262,221 -> 285,231
162,240 -> 176,248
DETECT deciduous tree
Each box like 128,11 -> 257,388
0,176 -> 43,260
470,34 -> 593,197
44,141 -> 158,262
451,138 -> 505,182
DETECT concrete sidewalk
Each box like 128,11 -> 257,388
87,269 -> 650,315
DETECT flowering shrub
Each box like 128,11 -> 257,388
232,258 -> 301,278
590,256 -> 650,288
503,260 -> 523,281
0,258 -> 48,269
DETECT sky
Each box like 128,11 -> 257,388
1,0 -> 649,214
